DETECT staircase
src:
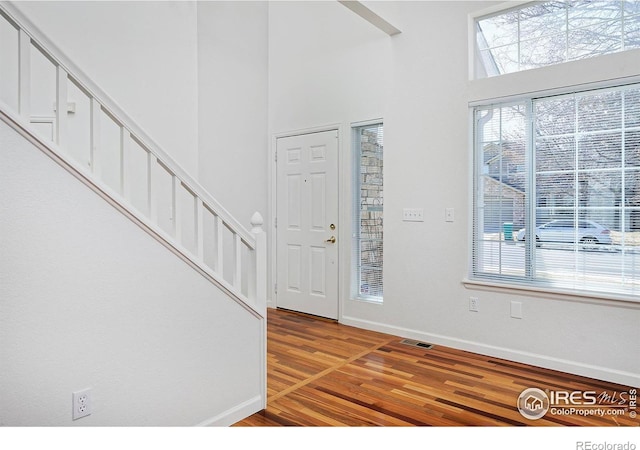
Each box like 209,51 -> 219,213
0,1 -> 266,425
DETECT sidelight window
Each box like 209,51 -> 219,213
353,122 -> 384,301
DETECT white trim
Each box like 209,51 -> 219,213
349,296 -> 384,306
467,7 -> 476,81
338,122 -> 348,321
271,122 -> 342,140
468,0 -> 533,22
468,48 -> 640,105
28,115 -> 56,142
350,117 -> 383,129
462,278 -> 640,308
268,134 -> 276,306
469,71 -> 640,107
18,27 -> 30,119
195,395 -> 263,427
260,316 -> 267,410
467,108 -> 476,286
340,314 -> 640,387
55,65 -> 67,148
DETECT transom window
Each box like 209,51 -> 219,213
472,83 -> 640,298
475,1 -> 640,78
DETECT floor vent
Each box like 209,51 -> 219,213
400,339 -> 434,349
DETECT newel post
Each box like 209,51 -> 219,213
250,211 -> 267,315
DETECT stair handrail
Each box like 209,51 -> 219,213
0,1 -> 266,317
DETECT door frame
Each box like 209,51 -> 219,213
269,123 -> 345,319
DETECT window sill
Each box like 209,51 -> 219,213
462,278 -> 640,308
351,295 -> 383,305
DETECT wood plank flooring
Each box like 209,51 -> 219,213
234,308 -> 639,427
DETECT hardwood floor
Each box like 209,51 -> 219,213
234,308 -> 639,427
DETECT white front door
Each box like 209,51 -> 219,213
276,130 -> 339,319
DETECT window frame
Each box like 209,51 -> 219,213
469,82 -> 640,304
351,119 -> 384,303
472,0 -> 640,79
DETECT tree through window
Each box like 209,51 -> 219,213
472,83 -> 640,297
476,1 -> 640,78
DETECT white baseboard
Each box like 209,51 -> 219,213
196,395 -> 263,427
340,315 -> 640,388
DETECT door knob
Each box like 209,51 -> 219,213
325,236 -> 336,244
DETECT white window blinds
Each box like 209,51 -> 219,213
473,83 -> 640,298
353,123 -> 384,300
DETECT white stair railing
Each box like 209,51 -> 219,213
0,2 -> 266,317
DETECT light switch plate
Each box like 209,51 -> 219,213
445,208 -> 454,222
402,208 -> 424,222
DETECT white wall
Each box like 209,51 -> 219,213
269,1 -> 391,133
0,119 -> 263,426
197,1 -> 269,224
268,1 -> 640,386
11,0 -> 200,178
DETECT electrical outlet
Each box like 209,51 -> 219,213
469,297 -> 479,312
511,301 -> 523,319
72,388 -> 92,420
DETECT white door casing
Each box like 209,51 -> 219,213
276,130 -> 339,319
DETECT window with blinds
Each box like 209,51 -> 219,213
475,1 -> 640,78
473,83 -> 640,298
353,122 -> 384,301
